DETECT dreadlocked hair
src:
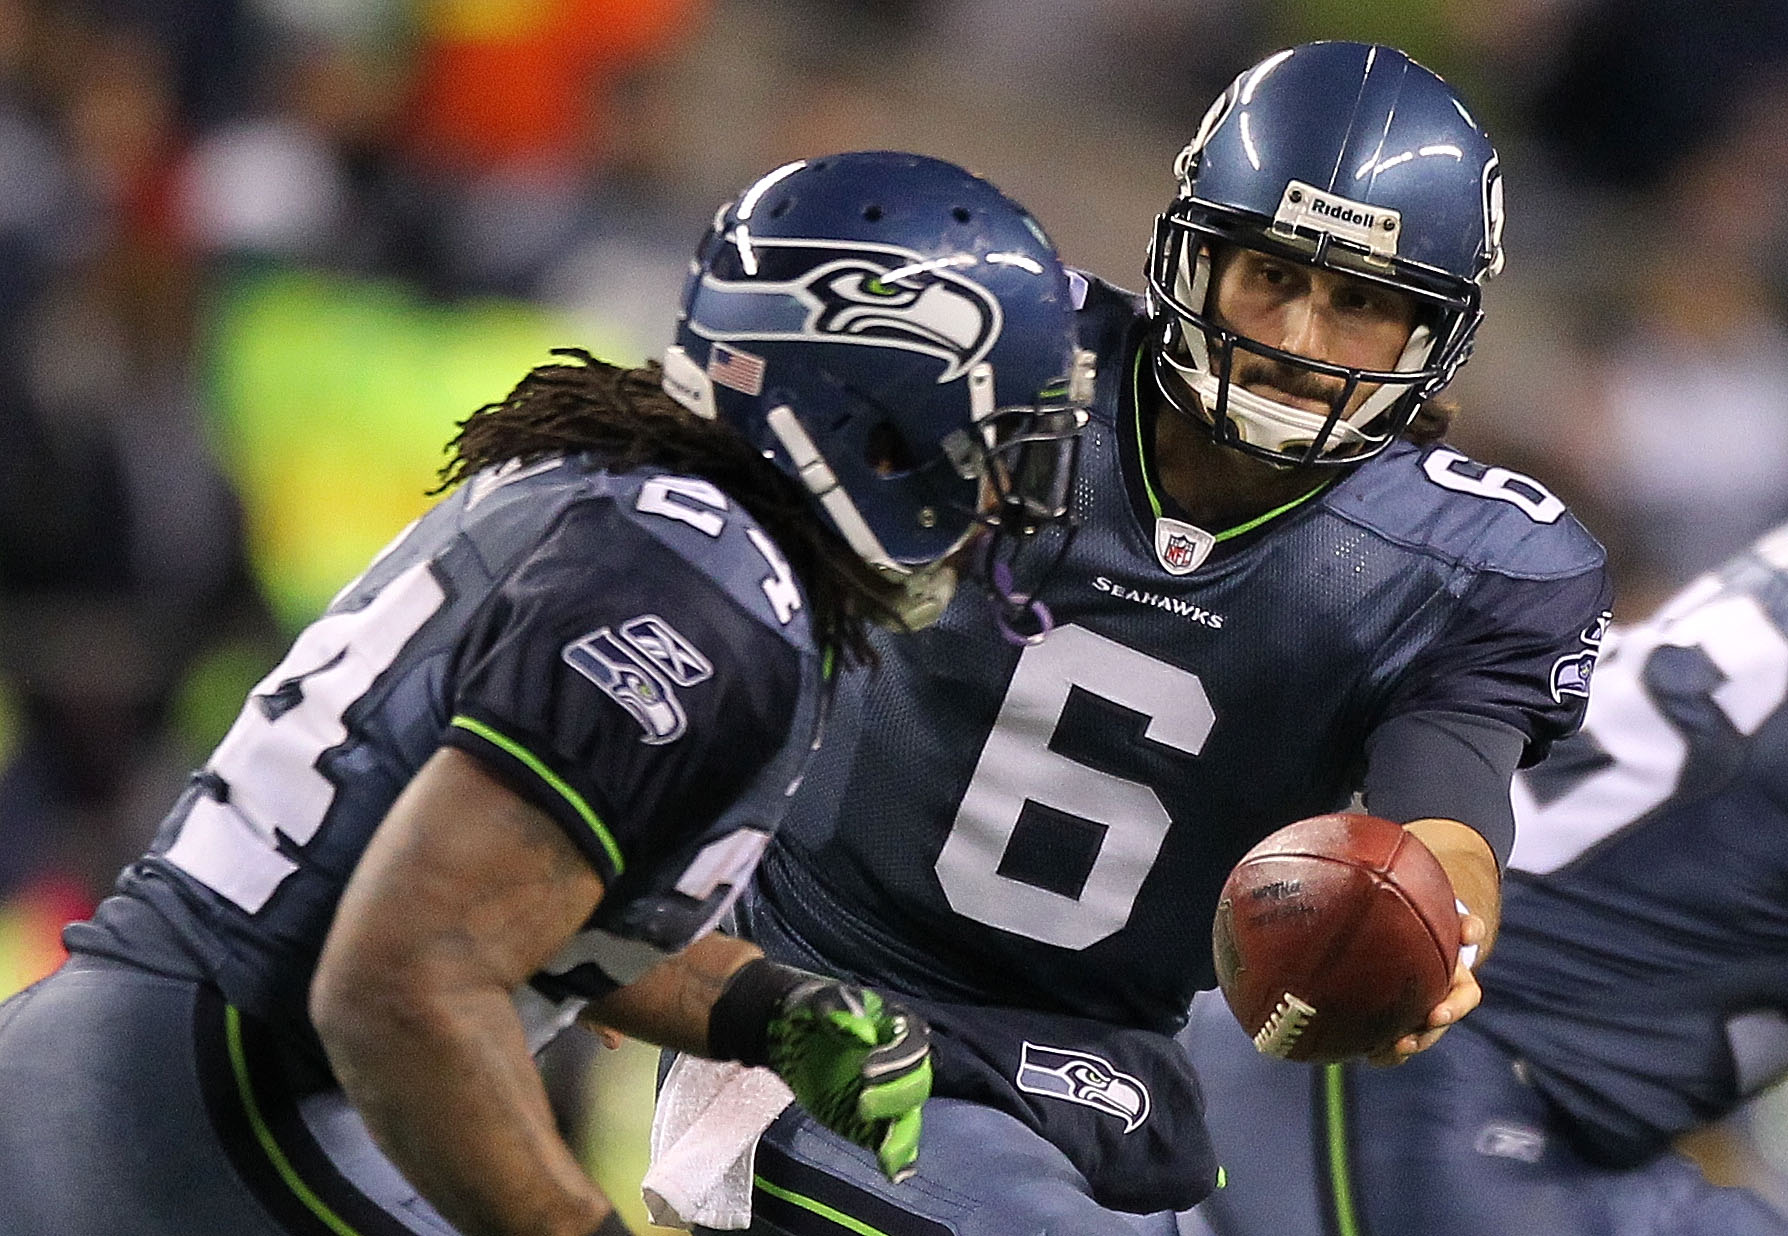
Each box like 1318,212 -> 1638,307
435,348 -> 896,666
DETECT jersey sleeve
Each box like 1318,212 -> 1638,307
1380,562 -> 1614,769
440,501 -> 807,886
1363,710 -> 1527,866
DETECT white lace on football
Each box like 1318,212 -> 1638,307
1253,992 -> 1317,1058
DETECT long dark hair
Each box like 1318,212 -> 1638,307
435,349 -> 894,664
1404,394 -> 1456,445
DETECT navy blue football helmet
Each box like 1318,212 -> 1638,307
1146,42 -> 1505,466
663,151 -> 1090,627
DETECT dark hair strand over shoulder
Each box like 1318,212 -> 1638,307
435,348 -> 899,665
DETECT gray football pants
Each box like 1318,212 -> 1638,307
1175,991 -> 1788,1236
0,954 -> 457,1236
706,1097 -> 1178,1236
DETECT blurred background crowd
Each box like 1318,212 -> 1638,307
4,0 -> 1788,1225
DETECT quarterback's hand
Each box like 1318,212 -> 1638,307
1368,910 -> 1487,1067
766,978 -> 932,1181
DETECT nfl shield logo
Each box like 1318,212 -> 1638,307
1153,518 -> 1214,576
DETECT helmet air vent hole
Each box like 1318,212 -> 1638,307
863,205 -> 884,222
952,207 -> 972,224
865,421 -> 917,477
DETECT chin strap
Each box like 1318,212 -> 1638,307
976,521 -> 1077,646
885,562 -> 959,631
990,556 -> 1054,646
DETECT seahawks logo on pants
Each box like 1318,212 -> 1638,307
1015,1041 -> 1152,1132
686,237 -> 1003,382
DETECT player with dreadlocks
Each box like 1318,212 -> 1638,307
437,350 -> 898,666
0,151 -> 1089,1236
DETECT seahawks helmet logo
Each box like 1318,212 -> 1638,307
687,237 -> 1003,382
1015,1041 -> 1151,1132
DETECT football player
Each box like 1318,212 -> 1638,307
1180,522 -> 1788,1236
0,154 -> 1089,1236
693,41 -> 1613,1236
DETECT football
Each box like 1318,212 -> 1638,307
1212,813 -> 1459,1063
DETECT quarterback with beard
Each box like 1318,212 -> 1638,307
668,41 -> 1615,1236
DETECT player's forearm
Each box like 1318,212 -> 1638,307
585,930 -> 763,1053
316,978 -> 613,1236
1404,816 -> 1501,954
313,749 -> 624,1234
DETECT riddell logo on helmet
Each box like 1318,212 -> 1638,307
1274,181 -> 1400,258
1306,196 -> 1381,229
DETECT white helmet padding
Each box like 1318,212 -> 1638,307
1159,240 -> 1440,461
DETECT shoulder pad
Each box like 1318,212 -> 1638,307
461,459 -> 817,648
1328,443 -> 1606,580
1072,271 -> 1151,433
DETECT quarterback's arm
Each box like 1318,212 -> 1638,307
312,746 -> 619,1236
1362,710 -> 1521,1064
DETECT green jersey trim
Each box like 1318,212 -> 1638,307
1128,347 -> 1331,538
1324,1062 -> 1363,1236
449,714 -> 625,876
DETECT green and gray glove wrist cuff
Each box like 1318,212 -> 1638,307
707,957 -> 814,1067
706,957 -> 932,1182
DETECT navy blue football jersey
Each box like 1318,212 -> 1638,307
1472,523 -> 1788,1164
69,456 -> 824,1053
740,274 -> 1610,1034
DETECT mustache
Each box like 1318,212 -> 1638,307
1228,357 -> 1345,403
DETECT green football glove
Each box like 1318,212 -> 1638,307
707,959 -> 932,1181
765,978 -> 932,1181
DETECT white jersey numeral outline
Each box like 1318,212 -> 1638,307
1422,448 -> 1566,523
638,475 -> 801,625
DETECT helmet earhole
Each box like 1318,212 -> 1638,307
866,421 -> 917,477
952,207 -> 972,224
863,205 -> 884,223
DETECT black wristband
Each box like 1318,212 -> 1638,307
589,1212 -> 634,1236
707,957 -> 812,1067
